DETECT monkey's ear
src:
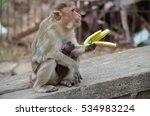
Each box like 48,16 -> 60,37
53,10 -> 62,20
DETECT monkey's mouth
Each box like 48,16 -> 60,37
75,19 -> 81,26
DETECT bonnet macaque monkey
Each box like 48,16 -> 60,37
31,1 -> 96,93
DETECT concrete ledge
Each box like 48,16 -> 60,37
0,46 -> 150,99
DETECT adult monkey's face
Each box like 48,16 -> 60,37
61,3 -> 81,28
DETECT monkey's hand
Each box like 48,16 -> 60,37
85,44 -> 96,52
74,70 -> 82,84
68,65 -> 82,86
60,68 -> 82,87
65,72 -> 82,87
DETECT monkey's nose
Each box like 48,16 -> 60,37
79,14 -> 81,19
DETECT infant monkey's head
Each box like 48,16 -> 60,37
61,41 -> 75,55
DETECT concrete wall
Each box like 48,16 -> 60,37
0,46 -> 150,99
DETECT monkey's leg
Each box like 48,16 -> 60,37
33,60 -> 59,93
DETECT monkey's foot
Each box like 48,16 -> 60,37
60,80 -> 80,87
60,80 -> 72,87
34,85 -> 58,93
45,85 -> 58,93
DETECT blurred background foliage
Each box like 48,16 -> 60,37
0,0 -> 11,11
0,41 -> 18,61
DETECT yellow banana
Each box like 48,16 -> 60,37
84,29 -> 110,46
83,29 -> 117,48
84,30 -> 102,46
93,41 -> 117,48
94,29 -> 110,41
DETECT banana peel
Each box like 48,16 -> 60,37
93,41 -> 117,48
84,29 -> 117,48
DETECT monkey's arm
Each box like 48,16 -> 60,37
70,46 -> 85,58
70,37 -> 96,58
71,44 -> 96,58
46,50 -> 78,70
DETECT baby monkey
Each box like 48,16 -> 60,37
31,1 -> 96,93
56,41 -> 79,87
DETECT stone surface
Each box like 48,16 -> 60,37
13,60 -> 32,74
0,46 -> 150,99
0,73 -> 31,95
0,62 -> 17,73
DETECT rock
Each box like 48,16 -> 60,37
13,60 -> 32,74
0,62 -> 17,74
